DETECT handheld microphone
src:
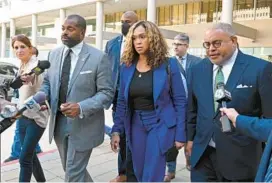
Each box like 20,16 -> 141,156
0,91 -> 46,134
214,82 -> 232,132
10,60 -> 50,89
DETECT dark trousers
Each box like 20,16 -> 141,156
18,116 -> 45,183
113,91 -> 136,180
191,146 -> 254,182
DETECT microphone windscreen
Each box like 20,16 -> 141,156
37,60 -> 50,69
33,92 -> 47,104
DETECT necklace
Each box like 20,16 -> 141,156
138,73 -> 142,78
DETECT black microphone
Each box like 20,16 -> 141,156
0,91 -> 47,134
214,82 -> 232,132
10,60 -> 51,89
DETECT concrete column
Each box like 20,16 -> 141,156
96,1 -> 104,50
57,9 -> 66,45
253,0 -> 257,20
221,0 -> 233,24
32,14 -> 38,47
147,0 -> 156,23
9,18 -> 15,58
1,23 -> 7,58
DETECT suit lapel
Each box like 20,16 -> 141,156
116,36 -> 122,62
56,47 -> 65,89
153,63 -> 167,102
124,63 -> 136,102
225,51 -> 248,93
203,60 -> 216,115
186,54 -> 192,72
67,43 -> 90,95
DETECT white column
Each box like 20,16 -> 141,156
9,18 -> 15,58
32,14 -> 38,47
1,23 -> 7,58
96,1 -> 104,50
253,0 -> 257,20
221,0 -> 233,24
147,0 -> 156,23
57,9 -> 66,45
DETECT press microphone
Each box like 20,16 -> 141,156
0,91 -> 46,134
214,82 -> 232,132
10,60 -> 51,89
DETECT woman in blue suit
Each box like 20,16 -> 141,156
110,20 -> 187,182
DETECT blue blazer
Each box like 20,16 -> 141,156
105,35 -> 122,91
187,50 -> 272,180
112,58 -> 187,154
236,115 -> 272,182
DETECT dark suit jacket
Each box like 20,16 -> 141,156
112,58 -> 187,154
236,115 -> 272,182
187,50 -> 272,180
105,35 -> 122,92
172,54 -> 202,87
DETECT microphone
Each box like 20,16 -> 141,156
214,82 -> 232,132
0,91 -> 47,134
10,60 -> 51,89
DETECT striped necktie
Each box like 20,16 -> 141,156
214,66 -> 224,111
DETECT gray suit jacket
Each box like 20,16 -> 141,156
41,42 -> 114,151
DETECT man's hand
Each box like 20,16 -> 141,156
185,141 -> 193,157
220,108 -> 239,127
175,141 -> 185,150
111,135 -> 120,153
60,103 -> 80,118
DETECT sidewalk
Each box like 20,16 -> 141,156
1,138 -> 190,182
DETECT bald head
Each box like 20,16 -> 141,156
121,11 -> 138,23
121,11 -> 138,36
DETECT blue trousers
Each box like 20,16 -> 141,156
18,116 -> 45,182
11,120 -> 42,158
130,110 -> 167,182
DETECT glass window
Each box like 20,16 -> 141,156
158,6 -> 165,25
164,6 -> 171,25
186,2 -> 194,24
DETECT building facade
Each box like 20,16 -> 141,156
0,0 -> 271,61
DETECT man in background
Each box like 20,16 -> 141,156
164,33 -> 201,182
105,11 -> 138,182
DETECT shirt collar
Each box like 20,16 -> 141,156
213,48 -> 238,71
176,53 -> 187,61
122,36 -> 126,43
64,41 -> 84,56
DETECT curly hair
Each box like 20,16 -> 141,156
121,20 -> 169,68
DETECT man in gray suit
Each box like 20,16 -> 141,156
40,14 -> 114,182
165,33 -> 202,182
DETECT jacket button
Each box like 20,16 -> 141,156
157,119 -> 160,123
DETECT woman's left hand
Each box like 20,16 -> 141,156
175,141 -> 185,150
21,74 -> 35,84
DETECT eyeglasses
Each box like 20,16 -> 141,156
172,43 -> 187,47
202,40 -> 223,49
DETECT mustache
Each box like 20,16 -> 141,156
61,35 -> 71,40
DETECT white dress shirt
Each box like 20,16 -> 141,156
120,36 -> 126,60
62,41 -> 84,81
61,41 -> 84,118
176,54 -> 188,98
209,48 -> 238,147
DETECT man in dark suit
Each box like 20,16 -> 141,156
186,22 -> 272,181
165,33 -> 201,182
105,11 -> 138,182
220,107 -> 272,182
